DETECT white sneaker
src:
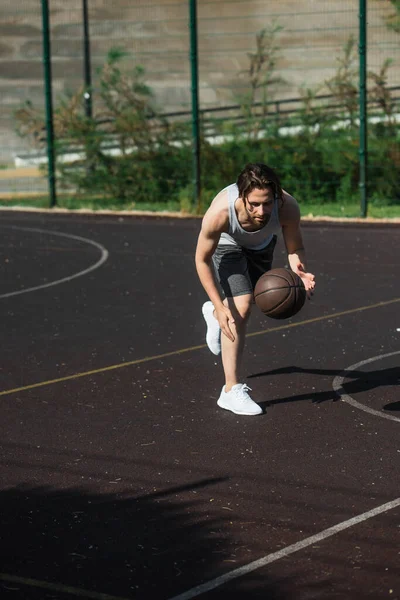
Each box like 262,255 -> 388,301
202,301 -> 221,355
217,384 -> 263,416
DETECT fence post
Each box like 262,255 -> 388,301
82,0 -> 93,120
189,0 -> 201,212
41,0 -> 56,207
359,0 -> 367,217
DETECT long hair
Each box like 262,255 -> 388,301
236,163 -> 283,206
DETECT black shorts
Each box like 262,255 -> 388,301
212,235 -> 277,299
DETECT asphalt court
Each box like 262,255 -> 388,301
0,209 -> 399,599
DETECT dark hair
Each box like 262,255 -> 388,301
236,163 -> 283,205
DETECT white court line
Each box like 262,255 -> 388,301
333,351 -> 400,423
168,497 -> 400,600
0,226 -> 109,299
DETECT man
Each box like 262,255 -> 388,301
195,163 -> 315,416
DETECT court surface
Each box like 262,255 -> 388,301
0,209 -> 399,600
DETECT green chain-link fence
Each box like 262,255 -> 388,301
0,0 -> 399,212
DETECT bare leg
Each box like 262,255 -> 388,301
220,293 -> 253,392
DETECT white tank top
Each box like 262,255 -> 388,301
219,183 -> 281,250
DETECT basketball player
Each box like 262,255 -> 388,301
195,163 -> 315,416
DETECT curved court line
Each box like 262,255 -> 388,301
168,497 -> 400,600
333,350 -> 400,423
0,297 -> 400,398
0,226 -> 109,300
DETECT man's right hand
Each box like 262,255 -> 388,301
215,305 -> 235,342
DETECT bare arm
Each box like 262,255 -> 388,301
195,211 -> 225,310
195,196 -> 236,341
280,192 -> 315,297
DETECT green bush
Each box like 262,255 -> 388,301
194,126 -> 399,210
14,42 -> 399,213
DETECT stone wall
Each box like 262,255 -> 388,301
0,0 -> 398,164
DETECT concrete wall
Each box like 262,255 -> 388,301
0,0 -> 398,164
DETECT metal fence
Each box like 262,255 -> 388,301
0,0 -> 399,209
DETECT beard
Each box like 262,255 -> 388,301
245,208 -> 270,227
242,197 -> 273,228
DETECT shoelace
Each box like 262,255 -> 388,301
234,384 -> 252,402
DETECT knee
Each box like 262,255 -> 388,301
231,298 -> 253,324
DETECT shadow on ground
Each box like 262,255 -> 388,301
0,482 -> 294,600
247,366 -> 400,406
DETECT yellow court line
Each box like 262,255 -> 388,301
0,573 -> 130,600
0,343 -> 206,397
1,298 -> 400,600
1,297 -> 400,399
248,296 -> 400,338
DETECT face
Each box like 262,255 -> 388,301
243,187 -> 275,225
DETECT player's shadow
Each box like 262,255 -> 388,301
247,365 -> 400,406
384,400 -> 400,411
0,479 -> 293,600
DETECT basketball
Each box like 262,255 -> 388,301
254,268 -> 306,319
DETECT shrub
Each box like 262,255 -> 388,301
14,43 -> 399,213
